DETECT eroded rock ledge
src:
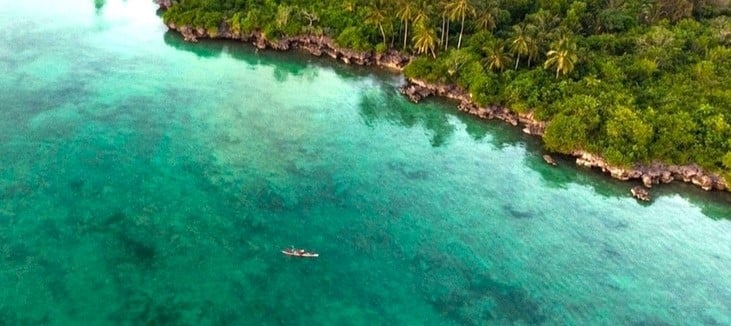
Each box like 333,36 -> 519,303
399,80 -> 728,192
165,23 -> 410,71
574,151 -> 727,191
399,79 -> 546,136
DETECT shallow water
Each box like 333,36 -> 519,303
0,1 -> 730,324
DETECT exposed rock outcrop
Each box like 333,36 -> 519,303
166,23 -> 411,70
154,0 -> 172,10
631,186 -> 651,202
573,151 -> 727,191
398,80 -> 541,131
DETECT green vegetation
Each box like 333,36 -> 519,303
162,0 -> 731,179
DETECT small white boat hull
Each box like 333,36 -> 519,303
282,250 -> 319,258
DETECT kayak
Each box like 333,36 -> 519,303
282,248 -> 319,258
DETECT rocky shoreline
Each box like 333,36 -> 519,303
156,0 -> 728,194
157,3 -> 409,71
398,79 -> 546,136
400,80 -> 727,192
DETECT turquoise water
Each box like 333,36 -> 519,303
1,1 -> 730,324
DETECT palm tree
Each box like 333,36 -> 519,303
583,75 -> 601,87
446,0 -> 475,49
438,0 -> 450,50
525,26 -> 540,67
397,0 -> 415,50
366,1 -> 389,45
510,24 -> 530,69
483,41 -> 511,72
474,1 -> 497,31
412,1 -> 430,26
526,9 -> 559,47
413,23 -> 438,58
544,37 -> 578,78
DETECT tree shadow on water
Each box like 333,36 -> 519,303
271,63 -> 320,83
358,90 -> 455,147
483,126 -> 531,151
94,0 -> 105,12
209,40 -> 323,83
523,151 -> 731,218
163,31 -> 225,59
652,183 -> 731,220
523,150 -> 651,203
523,151 -> 616,194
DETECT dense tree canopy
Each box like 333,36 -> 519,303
163,0 -> 731,179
